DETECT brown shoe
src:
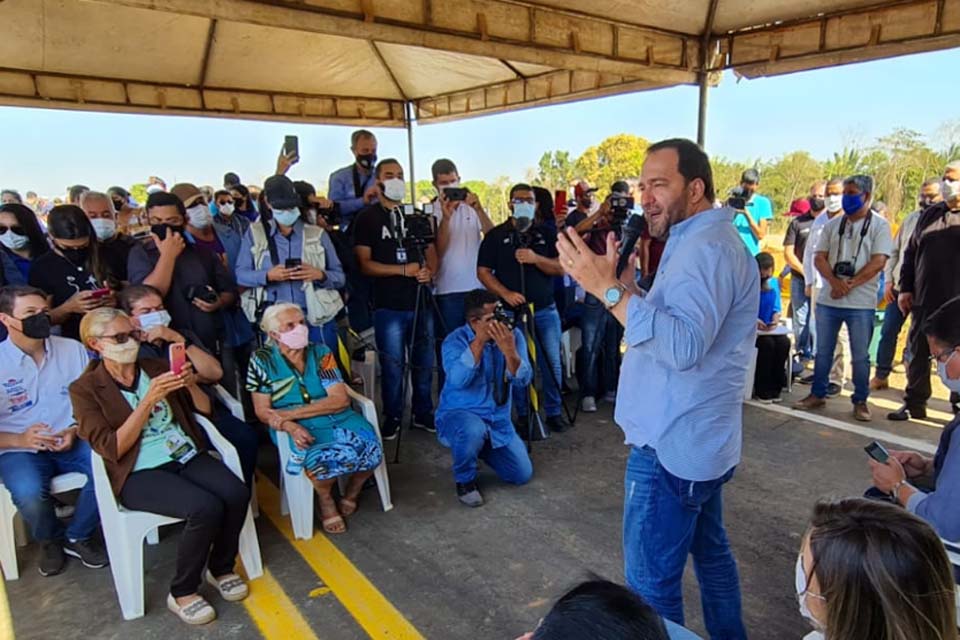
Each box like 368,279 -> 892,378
853,402 -> 872,422
869,377 -> 888,391
792,394 -> 826,411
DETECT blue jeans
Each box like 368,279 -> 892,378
813,304 -> 875,403
0,440 -> 100,542
435,291 -> 468,339
624,446 -> 745,639
437,410 -> 532,485
374,308 -> 434,421
580,294 -> 620,397
790,275 -> 812,359
875,294 -> 907,379
513,304 -> 563,418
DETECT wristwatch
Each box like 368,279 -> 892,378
602,283 -> 627,309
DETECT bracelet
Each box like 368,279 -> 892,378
891,480 -> 908,502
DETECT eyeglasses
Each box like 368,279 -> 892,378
932,345 -> 959,364
97,330 -> 143,344
0,224 -> 24,235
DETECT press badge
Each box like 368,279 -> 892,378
395,248 -> 407,263
166,431 -> 198,464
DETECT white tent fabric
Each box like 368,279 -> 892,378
0,0 -> 956,126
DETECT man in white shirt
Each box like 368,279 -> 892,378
431,159 -> 495,338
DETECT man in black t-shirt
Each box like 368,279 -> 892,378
782,194 -> 820,360
353,158 -> 439,439
477,183 -> 570,433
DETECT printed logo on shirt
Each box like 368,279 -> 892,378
381,226 -> 393,241
3,378 -> 32,413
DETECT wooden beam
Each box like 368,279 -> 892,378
198,19 -> 218,87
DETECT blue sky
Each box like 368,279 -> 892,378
2,48 -> 958,198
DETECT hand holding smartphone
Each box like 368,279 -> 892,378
168,342 -> 187,375
864,440 -> 890,464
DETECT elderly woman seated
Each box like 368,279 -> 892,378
246,303 -> 382,535
70,307 -> 250,626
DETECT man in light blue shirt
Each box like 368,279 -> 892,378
558,139 -> 757,639
436,289 -> 533,508
732,168 -> 773,256
327,129 -> 380,231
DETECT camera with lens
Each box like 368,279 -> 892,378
315,203 -> 341,227
493,301 -> 517,329
608,195 -> 634,231
393,203 -> 437,250
833,261 -> 856,279
727,186 -> 748,211
185,284 -> 219,305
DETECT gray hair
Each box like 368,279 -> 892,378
350,129 -> 375,148
259,302 -> 304,337
79,190 -> 116,214
843,174 -> 874,194
826,177 -> 845,189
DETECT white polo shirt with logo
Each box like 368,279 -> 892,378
433,202 -> 483,295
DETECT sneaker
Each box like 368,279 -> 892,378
167,593 -> 217,625
799,373 -> 814,385
826,383 -> 842,397
64,537 -> 109,569
411,414 -> 436,433
756,396 -> 777,404
580,396 -> 597,413
869,377 -> 889,391
456,482 -> 484,508
546,414 -> 572,433
887,405 -> 926,421
38,541 -> 65,577
853,402 -> 872,422
792,394 -> 826,411
381,416 -> 401,441
603,391 -> 617,403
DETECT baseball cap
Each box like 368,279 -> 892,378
574,181 -> 598,200
263,175 -> 300,210
170,183 -> 205,208
741,169 -> 760,184
787,198 -> 811,217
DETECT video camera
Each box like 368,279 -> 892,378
392,203 -> 437,251
315,203 -> 341,227
608,194 -> 634,231
727,186 -> 748,211
493,301 -> 517,329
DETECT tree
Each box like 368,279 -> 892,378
822,148 -> 863,180
129,183 -> 149,205
574,134 -> 649,192
711,157 -> 750,202
536,151 -> 575,192
758,151 -> 824,216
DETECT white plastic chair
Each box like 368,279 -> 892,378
0,472 -> 88,581
92,414 -> 263,620
561,327 -> 582,381
277,387 -> 393,540
941,537 -> 960,627
211,384 -> 258,518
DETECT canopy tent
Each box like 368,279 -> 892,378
2,0 -> 959,134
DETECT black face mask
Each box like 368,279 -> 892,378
809,197 -> 825,212
57,245 -> 89,265
151,223 -> 184,240
356,153 -> 377,170
112,199 -> 125,210
20,311 -> 51,339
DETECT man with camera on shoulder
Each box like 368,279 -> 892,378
353,159 -> 439,440
436,289 -> 533,507
793,175 -> 892,422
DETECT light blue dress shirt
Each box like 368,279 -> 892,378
614,207 -> 760,481
436,324 -> 532,449
328,163 -> 376,228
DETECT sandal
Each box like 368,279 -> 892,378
167,593 -> 217,625
340,497 -> 359,517
205,570 -> 249,602
322,515 -> 347,534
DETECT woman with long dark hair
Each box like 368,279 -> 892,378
0,202 -> 50,281
28,204 -> 114,339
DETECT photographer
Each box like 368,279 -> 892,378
731,169 -> 773,257
794,175 -> 892,422
436,289 -> 533,507
353,159 -> 438,439
477,184 -> 571,434
237,175 -> 345,351
432,159 -> 494,338
127,191 -> 236,355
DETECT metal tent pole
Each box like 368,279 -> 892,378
405,101 -> 416,202
697,72 -> 709,148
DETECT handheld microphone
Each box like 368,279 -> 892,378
616,213 -> 646,278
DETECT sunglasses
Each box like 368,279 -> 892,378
97,330 -> 143,344
0,224 -> 25,235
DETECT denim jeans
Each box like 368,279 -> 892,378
0,440 -> 100,542
513,304 -> 563,418
579,294 -> 620,397
790,275 -> 812,359
374,308 -> 434,421
437,410 -> 532,485
623,446 -> 745,639
813,304 -> 874,403
875,294 -> 907,380
435,291 -> 469,340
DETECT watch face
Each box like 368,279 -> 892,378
604,286 -> 622,305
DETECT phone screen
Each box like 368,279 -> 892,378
285,258 -> 302,269
864,441 -> 890,464
284,135 -> 299,160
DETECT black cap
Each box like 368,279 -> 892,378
263,175 -> 300,209
741,168 -> 760,184
223,172 -> 241,188
611,180 -> 630,194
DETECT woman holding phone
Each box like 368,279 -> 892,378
71,307 -> 250,625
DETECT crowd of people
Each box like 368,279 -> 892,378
0,131 -> 958,638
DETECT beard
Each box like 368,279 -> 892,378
648,192 -> 688,240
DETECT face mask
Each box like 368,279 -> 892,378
137,310 -> 171,330
58,245 -> 89,265
381,178 -> 407,203
218,202 -> 234,217
112,199 -> 126,211
825,194 -> 843,213
795,555 -> 826,632
943,179 -> 960,202
841,194 -> 865,215
277,324 -> 309,350
809,197 -> 825,212
0,229 -> 29,250
938,352 -> 960,393
513,203 -> 535,232
101,339 -> 140,364
356,153 -> 377,169
305,208 -> 318,225
19,311 -> 51,339
272,208 -> 300,227
90,218 -> 117,241
151,223 -> 184,240
186,204 -> 214,229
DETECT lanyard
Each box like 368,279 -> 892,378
836,213 -> 872,265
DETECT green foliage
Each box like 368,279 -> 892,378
129,183 -> 149,205
536,151 -> 574,192
573,134 -> 649,192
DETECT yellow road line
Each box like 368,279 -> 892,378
0,569 -> 13,640
256,472 -> 425,640
239,566 -> 319,640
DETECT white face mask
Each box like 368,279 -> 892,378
938,351 -> 960,393
943,178 -> 960,203
382,178 -> 407,202
186,204 -> 213,229
90,218 -> 117,241
137,310 -> 171,330
825,194 -> 843,213
795,554 -> 826,632
437,181 -> 460,195
0,229 -> 30,250
218,202 -> 235,217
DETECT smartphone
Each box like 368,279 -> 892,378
168,342 -> 187,375
285,258 -> 302,269
283,135 -> 299,161
89,287 -> 111,299
443,187 -> 468,202
864,440 -> 890,464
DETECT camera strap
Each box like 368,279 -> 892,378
263,217 -> 280,266
836,212 -> 872,266
352,166 -> 364,198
